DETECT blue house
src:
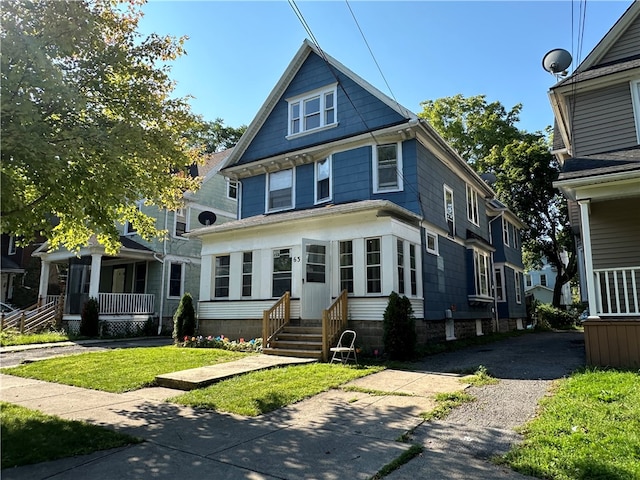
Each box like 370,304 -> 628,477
189,40 -> 526,358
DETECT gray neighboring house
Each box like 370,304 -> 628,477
550,1 -> 640,367
33,149 -> 238,334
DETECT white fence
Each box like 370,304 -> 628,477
594,267 -> 640,316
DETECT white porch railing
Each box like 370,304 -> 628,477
98,293 -> 155,315
594,267 -> 640,316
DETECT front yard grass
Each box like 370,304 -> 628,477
0,328 -> 75,347
0,402 -> 141,468
170,363 -> 384,416
1,346 -> 248,393
501,368 -> 640,480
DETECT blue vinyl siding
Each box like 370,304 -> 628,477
240,176 -> 266,218
295,163 -> 315,208
237,52 -> 407,165
333,146 -> 371,204
497,265 -> 526,319
490,219 -> 524,268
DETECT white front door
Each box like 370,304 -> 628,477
301,239 -> 331,319
112,267 -> 126,293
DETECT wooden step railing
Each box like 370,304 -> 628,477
262,291 -> 291,347
322,289 -> 348,362
1,301 -> 58,333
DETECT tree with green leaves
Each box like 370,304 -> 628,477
1,0 -> 202,255
383,292 -> 416,361
173,292 -> 196,343
187,118 -> 247,154
419,95 -> 576,308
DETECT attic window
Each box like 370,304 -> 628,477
287,85 -> 337,137
631,79 -> 640,144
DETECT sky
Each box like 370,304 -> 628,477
138,0 -> 634,134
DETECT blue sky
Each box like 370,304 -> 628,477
139,1 -> 633,134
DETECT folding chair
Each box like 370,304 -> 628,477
329,329 -> 358,365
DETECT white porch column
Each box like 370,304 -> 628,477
89,253 -> 102,300
578,200 -> 598,317
38,260 -> 51,302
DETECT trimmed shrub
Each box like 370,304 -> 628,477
173,293 -> 196,343
383,292 -> 416,361
535,303 -> 576,329
80,297 -> 100,337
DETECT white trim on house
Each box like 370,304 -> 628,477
314,156 -> 332,204
286,83 -> 338,138
630,79 -> 640,144
372,142 -> 404,193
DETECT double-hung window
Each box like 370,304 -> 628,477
410,244 -> 417,296
473,249 -> 491,298
242,252 -> 253,297
373,143 -> 403,192
631,79 -> 640,143
7,236 -> 16,255
503,218 -> 510,246
267,169 -> 294,212
514,271 -> 522,304
174,208 -> 188,238
227,179 -> 238,200
168,262 -> 184,298
466,184 -> 479,226
366,237 -> 382,294
339,241 -> 354,293
288,86 -> 337,136
444,185 -> 455,237
495,267 -> 505,302
214,255 -> 230,298
315,157 -> 331,203
397,240 -> 405,294
272,248 -> 292,298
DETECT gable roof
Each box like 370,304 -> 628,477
554,1 -> 640,88
220,39 -> 417,172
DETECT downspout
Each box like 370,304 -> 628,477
488,211 -> 505,333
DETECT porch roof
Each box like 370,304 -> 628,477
33,235 -> 156,262
186,200 -> 422,238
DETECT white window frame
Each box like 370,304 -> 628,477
214,255 -> 231,298
540,273 -> 547,287
266,168 -> 295,212
397,239 -> 405,295
366,237 -> 382,294
424,228 -> 439,255
7,236 -> 16,255
502,218 -> 510,246
226,179 -> 238,200
525,274 -> 532,287
494,267 -> 505,302
124,201 -> 143,236
514,270 -> 522,304
172,207 -> 189,239
272,248 -> 293,298
409,243 -> 417,296
339,240 -> 354,294
167,262 -> 184,299
473,249 -> 491,298
444,185 -> 455,237
466,184 -> 480,226
630,79 -> 640,144
373,142 -> 403,193
242,251 -> 253,298
314,157 -> 332,204
287,85 -> 338,137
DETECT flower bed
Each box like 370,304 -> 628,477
180,335 -> 262,353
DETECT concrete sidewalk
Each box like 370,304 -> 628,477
0,356 -> 472,480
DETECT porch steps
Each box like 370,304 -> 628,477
263,323 -> 323,359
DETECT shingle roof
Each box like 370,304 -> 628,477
558,146 -> 640,180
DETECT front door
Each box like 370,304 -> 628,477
112,267 -> 126,293
301,239 -> 330,319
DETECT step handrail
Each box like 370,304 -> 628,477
262,291 -> 291,347
321,289 -> 348,362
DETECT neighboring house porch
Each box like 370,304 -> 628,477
33,236 -> 158,334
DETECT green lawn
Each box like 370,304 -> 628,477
171,363 -> 383,416
2,346 -> 248,393
0,328 -> 74,346
0,402 -> 141,468
502,368 -> 640,480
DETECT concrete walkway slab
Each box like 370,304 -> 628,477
155,354 -> 317,390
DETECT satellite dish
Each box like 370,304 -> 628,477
542,49 -> 572,75
198,211 -> 217,226
480,172 -> 497,185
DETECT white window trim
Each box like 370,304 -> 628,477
466,184 -> 480,226
124,201 -> 143,236
494,266 -> 506,303
444,185 -> 455,237
226,178 -> 238,200
213,255 -> 231,299
265,168 -> 295,213
286,84 -> 338,138
373,142 -> 403,193
502,218 -> 510,247
365,236 -> 382,295
514,270 -> 522,304
7,236 -> 16,255
314,157 -> 332,204
424,228 -> 439,255
631,79 -> 640,144
172,207 -> 189,239
473,248 -> 491,298
167,262 -> 184,299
